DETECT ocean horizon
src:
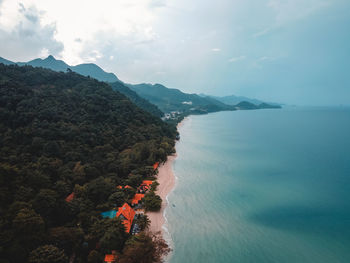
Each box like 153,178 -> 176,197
166,106 -> 350,263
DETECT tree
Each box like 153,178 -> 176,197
49,226 -> 84,254
143,191 -> 162,211
108,191 -> 125,207
89,218 -> 127,252
133,214 -> 150,231
87,250 -> 102,263
13,208 -> 45,235
119,232 -> 170,263
87,177 -> 114,204
28,245 -> 67,263
32,189 -> 58,219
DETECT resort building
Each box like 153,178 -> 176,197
116,203 -> 135,233
104,251 -> 118,263
138,180 -> 153,193
131,193 -> 145,208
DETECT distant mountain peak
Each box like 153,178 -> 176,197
0,55 -> 120,83
46,55 -> 55,60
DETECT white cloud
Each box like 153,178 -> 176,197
0,0 -> 163,64
229,56 -> 246,62
211,48 -> 221,52
0,2 -> 63,61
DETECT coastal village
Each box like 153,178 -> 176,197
65,162 -> 161,263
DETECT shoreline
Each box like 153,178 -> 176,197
146,117 -> 188,236
146,153 -> 177,234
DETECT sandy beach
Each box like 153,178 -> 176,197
147,154 -> 176,234
147,117 -> 188,235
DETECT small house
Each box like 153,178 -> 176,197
104,252 -> 117,263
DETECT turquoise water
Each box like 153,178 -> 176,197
167,107 -> 350,263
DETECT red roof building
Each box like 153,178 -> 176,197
116,203 -> 135,233
131,194 -> 145,205
153,162 -> 159,170
104,254 -> 117,263
65,192 -> 74,202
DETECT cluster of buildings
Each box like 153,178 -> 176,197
64,162 -> 160,263
102,179 -> 154,262
161,111 -> 181,121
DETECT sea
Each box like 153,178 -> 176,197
165,106 -> 350,263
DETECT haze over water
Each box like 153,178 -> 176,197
167,107 -> 350,263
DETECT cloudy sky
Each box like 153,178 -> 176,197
0,0 -> 349,105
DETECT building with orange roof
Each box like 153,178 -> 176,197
138,180 -> 153,193
116,203 -> 135,233
65,192 -> 74,202
131,193 -> 145,206
104,253 -> 117,262
142,180 -> 153,186
153,162 -> 159,170
124,185 -> 132,189
116,185 -> 123,189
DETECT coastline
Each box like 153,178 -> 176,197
146,154 -> 177,234
147,117 -> 188,235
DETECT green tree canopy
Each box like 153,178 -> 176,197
28,245 -> 68,263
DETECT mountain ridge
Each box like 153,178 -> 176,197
0,55 -> 120,83
126,82 -> 234,114
1,55 -> 281,116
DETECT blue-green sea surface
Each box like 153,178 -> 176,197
167,107 -> 350,263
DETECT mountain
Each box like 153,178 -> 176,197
209,94 -> 264,105
0,55 -> 280,115
72,63 -> 119,82
233,101 -> 282,110
258,102 -> 282,109
127,83 -> 234,114
1,56 -> 165,117
110,81 -> 164,117
0,57 -> 15,65
0,55 -> 120,82
235,101 -> 259,109
200,93 -> 281,109
0,63 -> 175,262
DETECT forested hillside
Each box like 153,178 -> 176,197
128,83 -> 234,113
110,81 -> 164,118
1,55 -> 120,83
0,64 -> 176,262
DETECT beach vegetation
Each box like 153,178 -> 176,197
119,232 -> 170,263
143,191 -> 162,211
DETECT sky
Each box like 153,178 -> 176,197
0,0 -> 349,105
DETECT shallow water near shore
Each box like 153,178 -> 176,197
166,107 -> 350,263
